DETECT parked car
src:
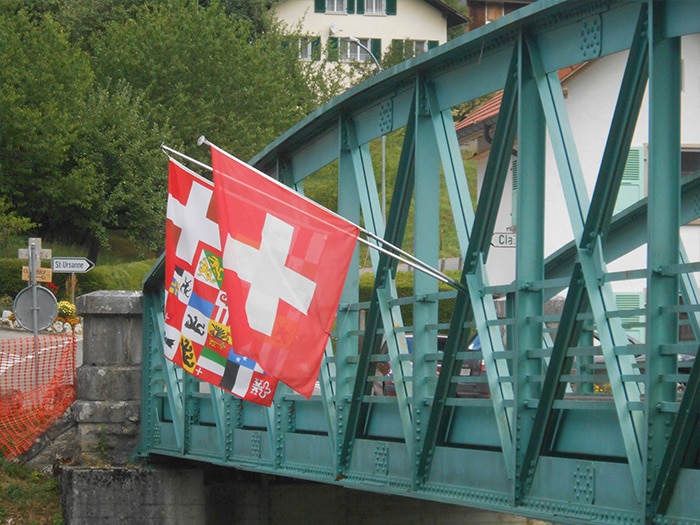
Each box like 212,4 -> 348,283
375,334 -> 489,398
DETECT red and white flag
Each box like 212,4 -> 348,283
211,145 -> 360,397
164,159 -> 279,406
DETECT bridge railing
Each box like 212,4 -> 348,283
141,2 -> 700,524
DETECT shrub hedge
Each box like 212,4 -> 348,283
1,257 -> 459,331
0,258 -> 158,304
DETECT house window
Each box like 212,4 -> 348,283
391,39 -> 439,60
299,37 -> 321,61
407,40 -> 428,57
486,3 -> 506,23
365,0 -> 384,14
326,0 -> 346,13
340,37 -> 369,62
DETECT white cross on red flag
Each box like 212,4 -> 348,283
164,159 -> 279,406
211,145 -> 360,398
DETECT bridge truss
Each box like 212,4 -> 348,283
141,1 -> 700,523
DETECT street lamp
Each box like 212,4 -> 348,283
348,36 -> 386,222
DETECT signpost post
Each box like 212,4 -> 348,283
16,238 -> 55,385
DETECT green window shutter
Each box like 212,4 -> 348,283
311,37 -> 321,61
357,0 -> 364,14
371,38 -> 382,62
391,39 -> 405,60
314,0 -> 325,13
615,292 -> 646,343
428,40 -> 439,50
386,0 -> 396,15
327,37 -> 339,61
613,147 -> 645,214
347,0 -> 355,14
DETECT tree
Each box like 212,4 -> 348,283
0,10 -> 94,228
0,197 -> 36,257
0,9 -> 174,262
90,1 -> 320,163
1,1 -> 338,261
58,82 -> 176,262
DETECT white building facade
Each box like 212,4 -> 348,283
459,34 -> 700,341
272,0 -> 468,64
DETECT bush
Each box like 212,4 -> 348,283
358,270 -> 460,331
0,258 -> 158,302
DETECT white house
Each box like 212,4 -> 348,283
271,0 -> 468,65
457,34 -> 700,341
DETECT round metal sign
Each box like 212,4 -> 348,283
13,285 -> 58,331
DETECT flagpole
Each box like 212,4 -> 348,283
357,235 -> 468,294
161,143 -> 213,173
190,138 -> 468,294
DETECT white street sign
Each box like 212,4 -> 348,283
51,257 -> 95,273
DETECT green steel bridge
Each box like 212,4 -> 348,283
139,1 -> 700,523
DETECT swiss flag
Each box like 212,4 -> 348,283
211,145 -> 360,397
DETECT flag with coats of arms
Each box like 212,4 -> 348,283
163,158 -> 278,406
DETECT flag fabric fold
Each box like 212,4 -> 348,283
210,145 -> 360,397
164,159 -> 278,406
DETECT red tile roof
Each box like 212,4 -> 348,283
455,63 -> 587,136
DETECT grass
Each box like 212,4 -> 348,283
0,459 -> 63,524
301,128 -> 478,269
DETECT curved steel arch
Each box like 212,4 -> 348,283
141,1 -> 700,523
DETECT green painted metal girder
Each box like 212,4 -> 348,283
645,3 -> 683,514
527,32 -> 647,500
513,32 -> 546,503
140,2 -> 700,523
582,5 -> 649,249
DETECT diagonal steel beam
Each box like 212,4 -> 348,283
526,33 -> 645,500
582,6 -> 649,248
336,107 -> 417,474
415,48 -> 520,485
520,7 -> 649,498
518,264 -> 589,497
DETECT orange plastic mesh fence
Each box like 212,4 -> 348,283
0,333 -> 76,459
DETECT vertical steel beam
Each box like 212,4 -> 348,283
514,32 -> 546,502
645,0 -> 682,515
412,80 -> 441,475
334,131 -> 363,462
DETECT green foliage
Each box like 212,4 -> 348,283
358,270 -> 460,331
74,260 -> 157,295
0,11 -> 93,196
0,259 -> 27,300
90,1 -> 318,162
0,258 -> 156,302
1,1 -> 334,262
0,198 -> 36,255
0,458 -> 62,524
